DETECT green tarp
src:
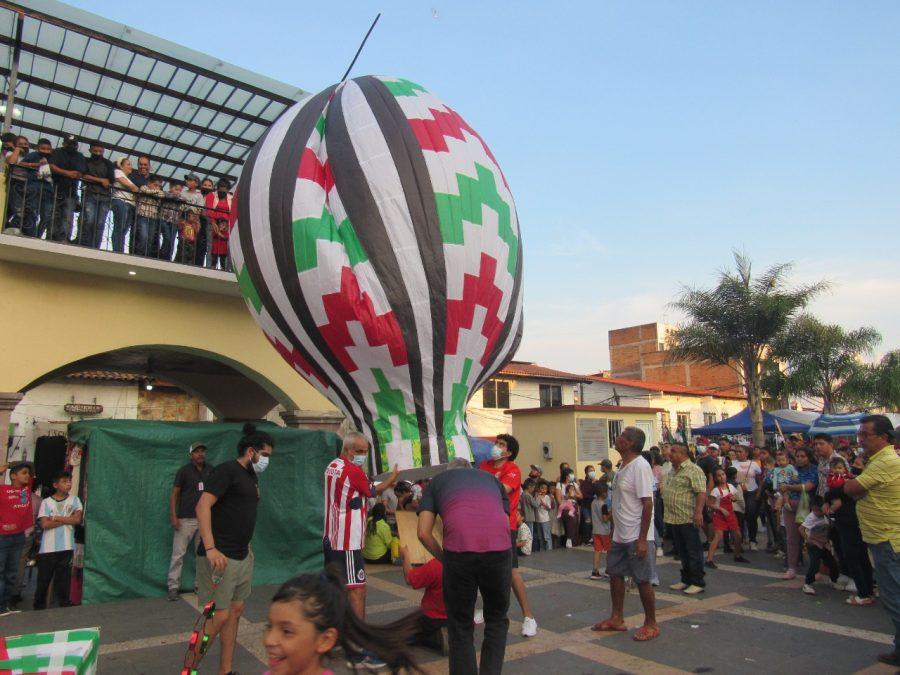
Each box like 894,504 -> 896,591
68,419 -> 341,605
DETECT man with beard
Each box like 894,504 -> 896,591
48,135 -> 86,242
78,140 -> 115,248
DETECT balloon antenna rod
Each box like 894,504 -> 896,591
340,13 -> 381,83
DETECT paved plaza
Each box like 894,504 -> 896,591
2,544 -> 896,674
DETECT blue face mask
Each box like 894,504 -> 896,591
253,454 -> 269,474
352,454 -> 368,467
490,445 -> 504,460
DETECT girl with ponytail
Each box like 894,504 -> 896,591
263,564 -> 423,674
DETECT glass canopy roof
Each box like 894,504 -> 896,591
0,0 -> 307,182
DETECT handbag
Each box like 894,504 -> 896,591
794,489 -> 810,524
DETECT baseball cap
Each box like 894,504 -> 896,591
189,442 -> 207,454
529,463 -> 543,474
184,173 -> 200,183
708,442 -> 719,450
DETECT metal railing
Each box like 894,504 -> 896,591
1,171 -> 234,271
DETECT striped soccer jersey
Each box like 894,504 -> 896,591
324,458 -> 373,551
38,494 -> 82,554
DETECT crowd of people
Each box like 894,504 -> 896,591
0,132 -> 235,270
2,415 -> 899,674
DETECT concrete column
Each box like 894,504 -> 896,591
0,392 -> 23,465
279,409 -> 345,434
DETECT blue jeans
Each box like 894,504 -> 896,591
537,521 -> 552,551
133,215 -> 157,257
110,199 -> 134,253
50,191 -> 76,242
158,219 -> 176,261
869,541 -> 900,654
0,532 -> 25,607
5,177 -> 28,231
78,192 -> 110,248
25,180 -> 54,238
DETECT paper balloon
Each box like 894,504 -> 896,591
232,76 -> 523,471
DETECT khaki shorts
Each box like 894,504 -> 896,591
197,549 -> 254,608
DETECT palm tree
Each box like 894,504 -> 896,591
768,315 -> 881,413
668,252 -> 827,446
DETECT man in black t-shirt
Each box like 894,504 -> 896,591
48,135 -> 86,242
192,425 -> 273,675
166,442 -> 214,601
77,140 -> 115,248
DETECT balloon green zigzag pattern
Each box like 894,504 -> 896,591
382,78 -> 427,97
371,368 -> 422,467
434,163 -> 518,275
237,264 -> 263,314
292,207 -> 368,273
442,357 -> 474,461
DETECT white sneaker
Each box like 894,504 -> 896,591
832,580 -> 847,591
669,582 -> 688,591
565,539 -> 573,548
749,542 -> 758,551
473,609 -> 484,625
656,546 -> 663,557
837,574 -> 851,587
521,616 -> 538,637
802,584 -> 816,595
845,580 -> 858,594
683,585 -> 705,595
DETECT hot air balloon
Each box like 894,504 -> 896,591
232,76 -> 523,471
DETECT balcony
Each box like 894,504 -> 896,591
0,171 -> 240,296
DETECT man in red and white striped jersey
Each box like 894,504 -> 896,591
324,431 -> 399,619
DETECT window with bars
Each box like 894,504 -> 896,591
482,379 -> 510,409
608,419 -> 623,444
721,412 -> 730,420
539,384 -> 562,408
677,413 -> 691,432
703,412 -> 717,426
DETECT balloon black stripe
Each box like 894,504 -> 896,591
236,91 -> 366,437
264,85 -> 381,462
327,78 -> 433,467
356,76 -> 449,464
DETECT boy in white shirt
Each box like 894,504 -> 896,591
34,471 -> 82,610
516,511 -> 533,556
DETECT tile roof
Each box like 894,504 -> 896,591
498,361 -> 594,383
586,374 -> 745,400
66,370 -> 141,382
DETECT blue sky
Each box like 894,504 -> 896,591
73,0 -> 900,373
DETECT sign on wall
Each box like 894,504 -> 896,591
577,418 -> 609,461
64,403 -> 104,416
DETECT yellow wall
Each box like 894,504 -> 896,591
0,260 -> 333,413
511,409 -> 658,480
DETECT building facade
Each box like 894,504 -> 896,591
609,322 -> 743,395
582,375 -> 748,443
465,361 -> 593,438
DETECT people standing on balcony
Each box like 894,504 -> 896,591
134,174 -> 164,257
48,135 -> 86,243
129,155 -> 151,188
20,138 -> 55,239
4,135 -> 32,235
157,179 -> 184,262
78,140 -> 116,249
111,158 -> 138,253
206,178 -> 234,270
181,174 -> 204,265
197,177 -> 215,266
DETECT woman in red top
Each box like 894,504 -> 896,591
705,468 -> 750,568
204,178 -> 234,270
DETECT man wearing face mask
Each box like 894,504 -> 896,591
580,465 -> 599,543
193,424 -> 274,675
77,140 -> 115,248
480,433 -> 539,637
324,433 -> 400,619
19,138 -> 55,238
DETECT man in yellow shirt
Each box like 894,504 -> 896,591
843,415 -> 900,667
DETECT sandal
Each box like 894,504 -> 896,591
846,595 -> 875,606
591,618 -> 627,632
633,625 -> 660,641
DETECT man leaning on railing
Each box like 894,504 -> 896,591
48,134 -> 86,243
78,140 -> 115,249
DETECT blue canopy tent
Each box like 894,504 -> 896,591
691,407 -> 810,436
